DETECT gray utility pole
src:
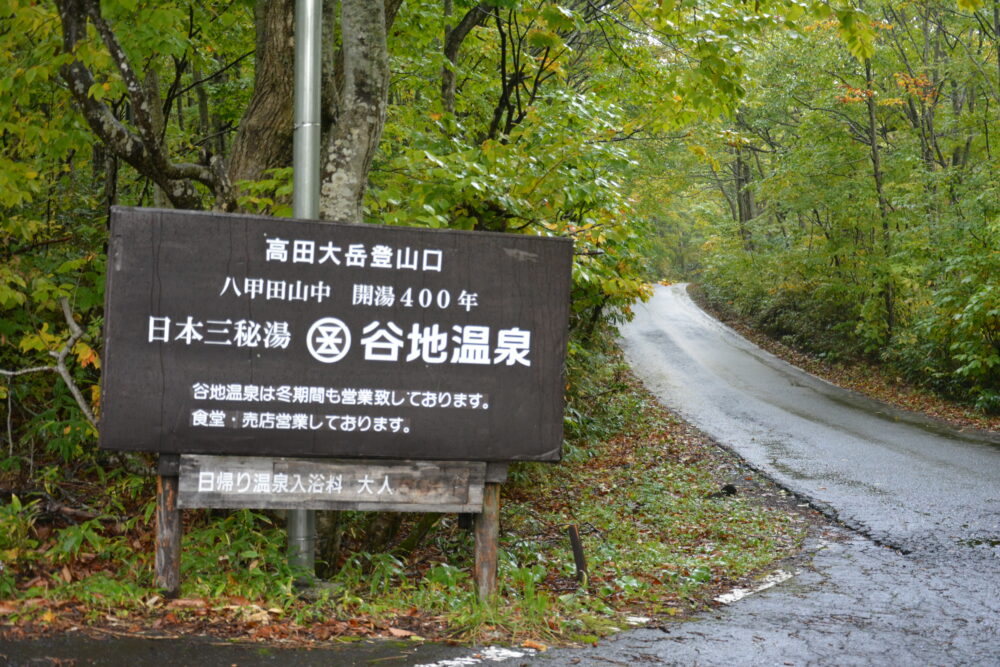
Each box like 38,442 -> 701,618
287,0 -> 321,575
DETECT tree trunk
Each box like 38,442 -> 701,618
865,58 -> 895,338
319,0 -> 390,223
442,2 -> 491,114
227,0 -> 295,190
733,147 -> 755,252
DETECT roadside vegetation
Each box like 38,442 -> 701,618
653,2 -> 1000,417
0,329 -> 809,646
691,285 -> 1000,434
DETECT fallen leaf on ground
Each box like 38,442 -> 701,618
167,598 -> 206,609
388,627 -> 415,638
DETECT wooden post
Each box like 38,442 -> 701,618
155,454 -> 181,598
567,524 -> 588,588
474,482 -> 500,600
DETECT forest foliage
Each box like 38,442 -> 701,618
0,0 -> 858,484
662,0 -> 1000,412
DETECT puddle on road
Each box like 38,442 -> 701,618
414,646 -> 538,667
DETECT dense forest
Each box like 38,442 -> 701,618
661,0 -> 1000,412
2,0 -> 874,474
0,0 -> 995,601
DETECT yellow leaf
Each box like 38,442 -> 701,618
74,342 -> 100,369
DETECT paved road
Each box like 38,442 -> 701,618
618,284 -> 1000,555
534,284 -> 1000,666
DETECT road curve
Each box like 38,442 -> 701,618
619,284 -> 1000,554
537,283 -> 1000,666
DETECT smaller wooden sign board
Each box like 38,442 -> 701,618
178,455 -> 486,513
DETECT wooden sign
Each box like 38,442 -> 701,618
100,207 -> 573,461
177,456 -> 486,513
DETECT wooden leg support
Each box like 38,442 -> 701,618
474,482 -> 500,600
155,454 -> 181,598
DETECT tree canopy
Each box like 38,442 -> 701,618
665,0 -> 1000,412
5,0 -> 985,492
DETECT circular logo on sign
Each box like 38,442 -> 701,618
306,317 -> 351,363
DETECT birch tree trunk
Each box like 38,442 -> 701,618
319,0 -> 390,223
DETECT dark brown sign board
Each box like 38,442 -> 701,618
177,456 -> 486,513
100,207 -> 573,461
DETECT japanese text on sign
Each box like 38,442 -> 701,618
191,383 -> 489,409
264,238 -> 443,272
101,208 -> 572,460
197,469 -> 395,496
148,315 -> 531,366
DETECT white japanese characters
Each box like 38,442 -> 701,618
264,236 -> 443,272
349,286 -> 479,312
148,316 -> 291,348
191,409 -> 411,434
196,469 -> 395,497
312,320 -> 533,366
147,314 -> 532,367
190,382 -> 489,409
218,277 -> 331,304
217,279 -> 480,314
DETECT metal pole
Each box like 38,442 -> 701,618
287,0 -> 321,574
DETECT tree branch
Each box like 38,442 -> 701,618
442,2 -> 493,113
174,50 -> 255,99
55,0 -> 213,210
0,298 -> 97,430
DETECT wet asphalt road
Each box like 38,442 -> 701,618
616,284 -> 1000,555
5,284 -> 1000,666
535,284 -> 1000,666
